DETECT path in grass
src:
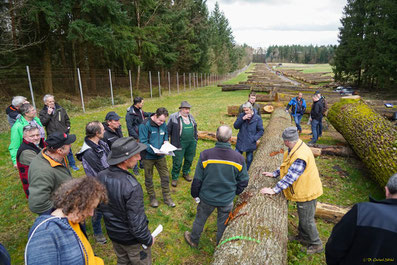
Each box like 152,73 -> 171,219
0,63 -> 383,264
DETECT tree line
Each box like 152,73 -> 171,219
0,1 -> 252,94
332,0 -> 397,90
263,45 -> 336,64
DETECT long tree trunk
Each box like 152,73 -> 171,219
213,108 -> 291,265
43,41 -> 53,94
327,97 -> 397,187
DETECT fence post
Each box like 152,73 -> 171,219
108,69 -> 114,106
183,73 -> 186,91
176,72 -> 179,93
201,73 -> 203,87
76,68 -> 86,113
168,71 -> 171,95
189,73 -> 191,90
149,71 -> 153,98
26,66 -> 36,109
129,70 -> 133,104
197,73 -> 199,88
158,71 -> 161,97
193,73 -> 195,89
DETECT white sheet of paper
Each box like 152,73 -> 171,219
142,224 -> 163,249
150,142 -> 178,156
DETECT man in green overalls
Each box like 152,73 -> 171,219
167,101 -> 198,187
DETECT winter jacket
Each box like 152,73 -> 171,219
234,112 -> 264,152
102,122 -> 123,149
167,112 -> 198,148
310,100 -> 324,121
76,137 -> 110,177
25,215 -> 103,265
139,116 -> 169,160
125,105 -> 151,139
286,97 -> 306,116
39,103 -> 70,136
191,142 -> 249,206
16,139 -> 46,198
325,198 -> 397,265
97,166 -> 153,246
28,150 -> 72,214
6,104 -> 20,127
9,116 -> 43,165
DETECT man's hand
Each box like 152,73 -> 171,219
260,187 -> 276,195
242,114 -> 252,120
13,164 -> 18,169
262,171 -> 273,177
151,236 -> 156,246
47,106 -> 54,114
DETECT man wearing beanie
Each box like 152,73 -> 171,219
260,127 -> 323,254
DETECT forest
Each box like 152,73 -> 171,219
0,1 -> 252,95
263,45 -> 336,64
332,0 -> 397,90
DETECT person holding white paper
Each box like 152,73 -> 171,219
139,107 -> 176,208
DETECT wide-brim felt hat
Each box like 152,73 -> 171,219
179,101 -> 192,109
107,137 -> 147,166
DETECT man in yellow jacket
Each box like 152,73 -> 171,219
260,127 -> 323,254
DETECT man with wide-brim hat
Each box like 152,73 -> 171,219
167,101 -> 198,187
28,131 -> 76,215
97,137 -> 154,264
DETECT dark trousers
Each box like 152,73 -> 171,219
311,119 -> 320,143
171,140 -> 197,180
112,241 -> 152,265
236,149 -> 253,170
92,210 -> 103,235
190,200 -> 233,245
143,157 -> 170,199
297,199 -> 322,246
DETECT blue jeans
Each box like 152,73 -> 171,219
191,200 -> 233,245
67,148 -> 76,167
311,119 -> 320,143
318,117 -> 323,137
92,210 -> 103,235
293,114 -> 303,132
236,149 -> 253,170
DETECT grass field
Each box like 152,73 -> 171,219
0,64 -> 383,264
276,63 -> 333,74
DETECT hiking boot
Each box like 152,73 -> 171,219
183,174 -> 192,182
71,165 -> 80,171
150,197 -> 159,208
305,244 -> 324,254
184,231 -> 198,248
288,235 -> 309,246
164,197 -> 176,207
94,234 -> 107,244
307,141 -> 316,146
171,180 -> 178,187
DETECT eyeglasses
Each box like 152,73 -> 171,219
23,124 -> 39,132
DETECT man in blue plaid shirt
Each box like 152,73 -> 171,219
261,127 -> 323,254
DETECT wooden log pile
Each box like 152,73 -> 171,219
327,96 -> 397,187
212,108 -> 291,265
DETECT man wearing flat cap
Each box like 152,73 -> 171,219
260,127 -> 323,254
167,101 -> 198,187
103,111 -> 123,149
97,137 -> 154,265
28,132 -> 76,215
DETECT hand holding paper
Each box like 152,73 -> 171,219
143,224 -> 163,249
150,142 -> 178,156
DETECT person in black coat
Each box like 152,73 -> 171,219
125,97 -> 151,140
308,94 -> 323,145
102,111 -> 123,149
97,138 -> 154,264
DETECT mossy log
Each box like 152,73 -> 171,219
327,97 -> 397,187
212,108 -> 291,265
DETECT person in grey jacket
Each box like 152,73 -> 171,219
167,101 -> 198,187
76,121 -> 110,244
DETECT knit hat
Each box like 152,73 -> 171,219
282,127 -> 299,142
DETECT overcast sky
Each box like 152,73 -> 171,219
206,0 -> 347,48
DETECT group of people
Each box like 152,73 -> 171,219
4,91 -> 397,264
286,91 -> 327,145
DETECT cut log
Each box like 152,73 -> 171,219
263,105 -> 274,114
315,202 -> 350,223
197,131 -> 237,145
227,103 -> 283,116
213,108 -> 291,265
309,145 -> 355,157
327,97 -> 397,187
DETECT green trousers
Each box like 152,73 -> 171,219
171,140 -> 197,180
143,157 -> 170,199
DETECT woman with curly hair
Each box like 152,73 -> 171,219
25,176 -> 108,265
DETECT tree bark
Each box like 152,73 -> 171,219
212,108 -> 291,265
327,97 -> 397,187
43,41 -> 53,94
